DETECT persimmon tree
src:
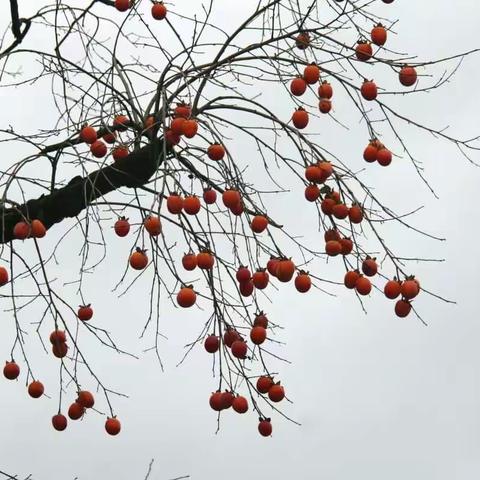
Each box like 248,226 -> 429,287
1,0 -> 479,439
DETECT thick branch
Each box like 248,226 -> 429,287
0,139 -> 166,243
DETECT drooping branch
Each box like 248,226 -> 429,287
0,138 -> 166,243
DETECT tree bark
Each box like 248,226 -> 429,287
0,139 -> 165,243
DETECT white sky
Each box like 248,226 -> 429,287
1,1 -> 480,479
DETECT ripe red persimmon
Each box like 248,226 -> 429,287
254,312 -> 269,328
174,103 -> 192,119
220,391 -> 235,410
182,119 -> 198,138
239,280 -> 254,297
401,279 -> 420,299
340,238 -> 353,255
321,197 -> 336,215
257,376 -> 274,394
355,276 -> 372,295
295,32 -> 310,50
344,270 -> 360,289
13,221 -> 30,240
68,402 -> 85,420
305,165 -> 323,183
170,117 -> 185,135
236,266 -> 251,283
362,258 -> 378,277
114,217 -> 130,237
355,42 -> 373,61
130,248 -> 148,270
363,142 -> 378,163
183,196 -> 201,215
318,99 -> 332,114
268,384 -> 285,402
113,115 -> 129,130
258,419 -> 272,437
182,253 -> 197,271
266,258 -> 279,277
167,194 -> 184,214
80,126 -> 97,144
114,0 -> 130,12
318,81 -> 333,99
164,129 -> 181,146
395,299 -> 412,318
52,414 -> 68,432
0,266 -> 9,286
177,287 -> 196,308
377,148 -> 392,166
290,77 -> 307,96
231,340 -> 248,359
3,361 -> 20,380
151,2 -> 167,20
28,380 -> 44,398
332,203 -> 349,220
252,270 -> 269,290
384,280 -> 401,299
103,131 -> 117,144
251,215 -> 268,233
52,343 -> 68,358
371,24 -> 387,46
222,189 -> 241,209
90,140 -> 107,158
292,108 -> 309,129
112,146 -> 129,162
295,272 -> 311,292
324,229 -> 341,242
78,305 -> 93,322
209,392 -> 223,411
197,251 -> 214,270
204,335 -> 220,353
49,330 -> 67,345
303,63 -> 320,84
232,396 -> 248,413
250,326 -> 267,345
361,80 -> 378,101
105,417 -> 121,436
305,184 -> 320,202
30,219 -> 46,238
77,390 -> 95,409
207,144 -> 225,161
276,259 -> 295,282
144,216 -> 162,236
223,328 -> 241,348
399,66 -> 418,87
203,188 -> 217,204
325,240 -> 342,256
349,205 -> 364,224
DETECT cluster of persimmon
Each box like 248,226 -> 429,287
345,260 -> 421,318
114,0 -> 167,20
355,24 -> 418,100
290,62 -> 333,119
203,312 -> 284,436
4,329 -> 120,434
303,161 -> 333,202
160,103 -> 199,146
79,119 -> 130,160
291,15 -> 417,128
11,219 -> 46,240
363,139 -> 393,166
383,276 -> 421,318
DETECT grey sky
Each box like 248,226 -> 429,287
1,1 -> 480,479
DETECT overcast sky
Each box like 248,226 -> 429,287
1,1 -> 480,479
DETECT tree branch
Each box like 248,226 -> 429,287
0,139 -> 166,243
